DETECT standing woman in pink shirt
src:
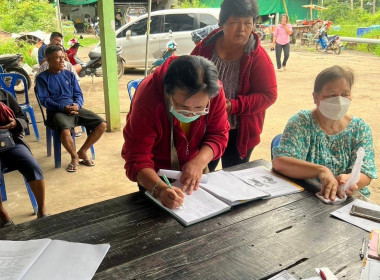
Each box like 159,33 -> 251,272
271,14 -> 293,72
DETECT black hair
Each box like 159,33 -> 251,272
314,65 -> 354,94
281,14 -> 289,23
164,55 -> 220,99
219,0 -> 259,26
50,32 -> 63,41
45,45 -> 62,57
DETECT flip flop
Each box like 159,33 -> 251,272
79,159 -> 95,167
66,163 -> 77,172
0,219 -> 14,228
37,213 -> 51,219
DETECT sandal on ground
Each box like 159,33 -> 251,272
37,213 -> 50,219
66,163 -> 77,172
0,219 -> 15,228
79,159 -> 95,167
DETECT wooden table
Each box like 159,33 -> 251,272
0,160 -> 368,279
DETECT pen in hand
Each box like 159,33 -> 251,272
162,174 -> 185,209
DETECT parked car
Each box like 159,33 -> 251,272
91,8 -> 220,69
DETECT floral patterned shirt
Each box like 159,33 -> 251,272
272,110 -> 378,180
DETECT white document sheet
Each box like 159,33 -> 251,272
0,239 -> 51,280
268,270 -> 297,280
200,170 -> 269,205
145,183 -> 230,226
158,169 -> 208,183
230,166 -> 303,198
330,199 -> 380,232
361,258 -> 380,280
0,239 -> 110,280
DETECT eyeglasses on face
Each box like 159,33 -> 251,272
171,99 -> 210,116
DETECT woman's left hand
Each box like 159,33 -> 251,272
337,173 -> 359,197
0,118 -> 17,130
226,99 -> 231,114
180,159 -> 204,195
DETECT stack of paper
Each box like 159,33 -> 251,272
0,239 -> 110,280
330,200 -> 380,232
229,166 -> 304,198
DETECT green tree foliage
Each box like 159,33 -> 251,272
323,0 -> 380,24
0,0 -> 58,33
178,0 -> 207,8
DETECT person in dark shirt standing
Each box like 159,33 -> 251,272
35,45 -> 107,172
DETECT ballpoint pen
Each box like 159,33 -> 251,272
162,174 -> 185,208
360,237 -> 366,260
319,269 -> 327,280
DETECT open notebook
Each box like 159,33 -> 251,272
146,167 -> 302,226
146,186 -> 231,226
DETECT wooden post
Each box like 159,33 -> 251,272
309,0 -> 313,20
98,0 -> 121,131
282,0 -> 289,18
373,0 -> 376,14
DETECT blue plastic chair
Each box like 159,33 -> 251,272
45,126 -> 95,168
0,168 -> 38,215
0,73 -> 40,142
34,88 -> 95,168
127,78 -> 143,101
271,134 -> 282,160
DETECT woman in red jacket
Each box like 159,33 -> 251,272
122,56 -> 229,209
192,0 -> 277,171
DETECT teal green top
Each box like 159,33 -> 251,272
273,110 -> 378,183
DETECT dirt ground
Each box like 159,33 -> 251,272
2,40 -> 380,225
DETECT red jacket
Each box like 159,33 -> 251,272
122,56 -> 230,181
191,29 -> 277,158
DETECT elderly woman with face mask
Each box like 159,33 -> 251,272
191,0 -> 277,172
122,55 -> 229,209
272,66 -> 377,201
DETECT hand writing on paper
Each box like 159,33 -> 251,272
318,167 -> 339,200
0,117 -> 17,130
180,159 -> 204,195
158,185 -> 184,209
337,173 -> 359,197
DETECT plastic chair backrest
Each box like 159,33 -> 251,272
127,78 -> 143,101
271,134 -> 282,160
34,86 -> 47,124
0,73 -> 30,104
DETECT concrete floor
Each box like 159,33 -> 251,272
3,40 -> 380,225
3,69 -> 143,225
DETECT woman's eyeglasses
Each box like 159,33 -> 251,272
171,100 -> 210,116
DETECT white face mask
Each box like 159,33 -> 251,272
318,96 -> 351,120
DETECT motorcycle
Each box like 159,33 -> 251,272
67,38 -> 125,80
149,31 -> 177,74
315,24 -> 342,55
255,24 -> 267,41
0,54 -> 31,94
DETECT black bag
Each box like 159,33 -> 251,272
0,129 -> 15,152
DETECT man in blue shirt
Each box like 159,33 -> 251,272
38,32 -> 63,65
36,45 -> 106,172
